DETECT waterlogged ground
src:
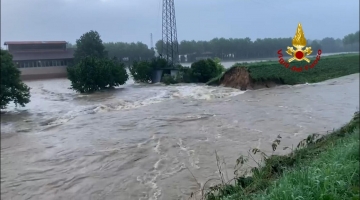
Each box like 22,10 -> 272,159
1,73 -> 359,200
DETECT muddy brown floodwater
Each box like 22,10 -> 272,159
1,73 -> 359,200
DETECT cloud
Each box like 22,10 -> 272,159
1,0 -> 359,47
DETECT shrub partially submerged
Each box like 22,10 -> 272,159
129,60 -> 153,83
129,57 -> 171,83
190,58 -> 225,83
162,74 -> 177,85
67,57 -> 128,93
130,57 -> 225,84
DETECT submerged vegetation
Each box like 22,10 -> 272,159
67,57 -> 128,93
129,57 -> 171,83
67,30 -> 128,93
191,111 -> 360,200
129,57 -> 225,85
189,58 -> 225,83
207,53 -> 360,87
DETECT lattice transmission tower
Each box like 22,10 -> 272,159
162,0 -> 179,66
150,33 -> 153,49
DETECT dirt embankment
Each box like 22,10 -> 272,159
218,66 -> 278,90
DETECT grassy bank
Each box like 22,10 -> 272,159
207,53 -> 359,86
249,130 -> 359,200
202,111 -> 359,200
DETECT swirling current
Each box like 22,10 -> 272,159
1,63 -> 359,200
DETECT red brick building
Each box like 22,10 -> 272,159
4,41 -> 74,80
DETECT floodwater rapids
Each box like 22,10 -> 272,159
1,67 -> 359,199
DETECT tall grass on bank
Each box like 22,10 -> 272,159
198,111 -> 360,200
207,53 -> 360,86
252,129 -> 359,200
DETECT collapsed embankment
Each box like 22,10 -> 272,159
207,53 -> 360,90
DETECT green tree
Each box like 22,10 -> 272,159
213,57 -> 226,73
174,65 -> 193,83
67,57 -> 128,93
149,57 -> 171,69
343,31 -> 359,51
155,40 -> 165,55
311,40 -> 322,52
73,30 -> 107,63
190,59 -> 222,83
129,57 -> 171,83
129,60 -> 153,83
0,50 -> 31,109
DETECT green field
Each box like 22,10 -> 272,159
202,111 -> 360,200
207,53 -> 360,86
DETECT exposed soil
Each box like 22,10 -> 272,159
219,66 -> 279,90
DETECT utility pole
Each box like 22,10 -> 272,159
150,33 -> 153,49
162,0 -> 179,66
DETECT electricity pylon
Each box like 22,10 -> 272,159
161,0 -> 179,66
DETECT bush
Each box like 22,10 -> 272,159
162,74 -> 177,85
1,49 -> 31,109
161,64 -> 194,84
130,58 -> 225,84
190,59 -> 224,83
214,57 -> 226,73
129,60 -> 152,83
67,57 -> 128,93
175,65 -> 193,83
129,57 -> 171,83
150,57 -> 171,69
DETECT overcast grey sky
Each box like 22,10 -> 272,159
1,0 -> 359,47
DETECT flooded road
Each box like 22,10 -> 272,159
1,72 -> 359,200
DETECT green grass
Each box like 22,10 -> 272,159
207,54 -> 359,86
203,111 -> 360,200
253,130 -> 359,200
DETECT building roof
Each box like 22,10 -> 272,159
10,49 -> 75,61
4,41 -> 67,45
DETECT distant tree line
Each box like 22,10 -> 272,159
68,31 -> 359,63
104,42 -> 155,63
157,31 -> 359,62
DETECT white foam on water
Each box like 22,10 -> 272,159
36,85 -> 246,129
112,85 -> 243,111
43,105 -> 98,127
137,143 -> 167,200
136,171 -> 162,200
177,138 -> 200,169
154,139 -> 162,154
1,124 -> 15,134
169,85 -> 245,100
160,162 -> 186,179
